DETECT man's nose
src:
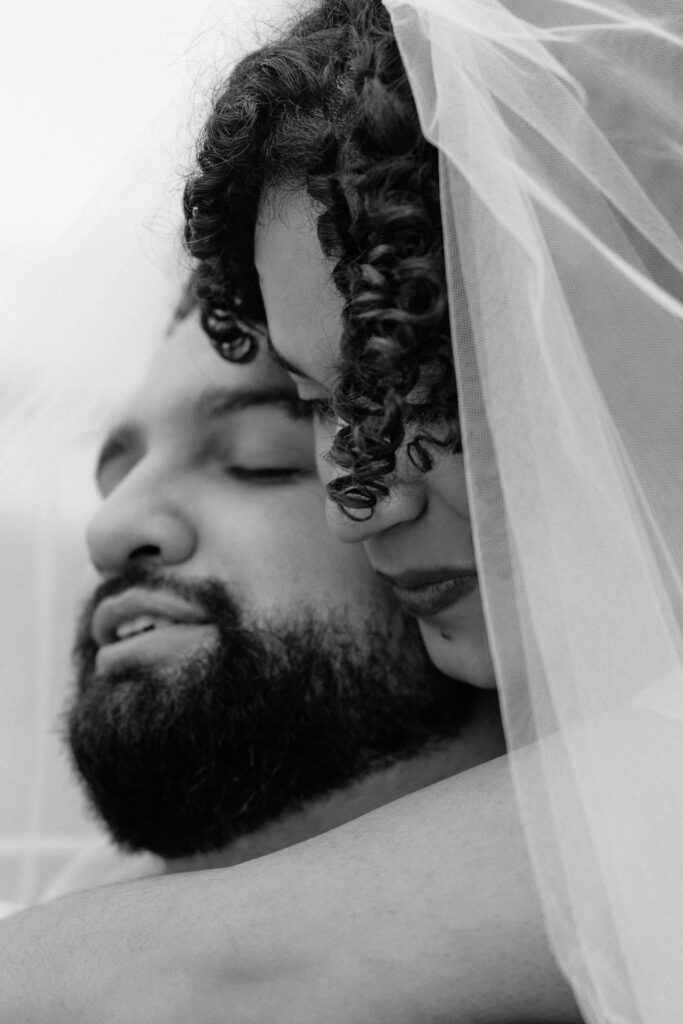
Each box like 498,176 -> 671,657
324,477 -> 426,544
86,471 -> 197,575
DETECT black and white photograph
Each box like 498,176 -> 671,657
1,1 -> 682,1021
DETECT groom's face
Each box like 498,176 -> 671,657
86,313 -> 393,640
67,314 -> 470,859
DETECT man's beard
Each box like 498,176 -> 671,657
67,565 -> 471,860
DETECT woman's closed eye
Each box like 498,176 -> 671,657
293,395 -> 336,422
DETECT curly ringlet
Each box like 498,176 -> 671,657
184,0 -> 460,515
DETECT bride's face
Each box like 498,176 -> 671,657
255,188 -> 496,688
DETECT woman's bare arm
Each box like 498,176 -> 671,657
0,755 -> 580,1024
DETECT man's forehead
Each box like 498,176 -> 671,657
135,317 -> 290,406
101,315 -> 295,447
169,312 -> 285,380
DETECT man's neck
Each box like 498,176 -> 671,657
163,688 -> 505,873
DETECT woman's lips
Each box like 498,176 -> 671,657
380,569 -> 479,618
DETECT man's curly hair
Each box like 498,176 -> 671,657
184,0 -> 460,516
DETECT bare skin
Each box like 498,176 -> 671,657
0,756 -> 581,1024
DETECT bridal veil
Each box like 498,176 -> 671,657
2,0 -> 682,1020
385,0 -> 683,1019
0,0 -> 291,910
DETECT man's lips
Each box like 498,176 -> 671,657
376,568 -> 478,618
91,588 -> 210,648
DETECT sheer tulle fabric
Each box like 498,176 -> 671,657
0,0 -> 293,910
385,0 -> 683,1020
0,98 -> 189,910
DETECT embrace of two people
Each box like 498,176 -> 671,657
66,297 -> 504,878
2,0 -> 682,1021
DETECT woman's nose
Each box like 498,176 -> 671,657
325,476 -> 426,544
86,472 -> 197,575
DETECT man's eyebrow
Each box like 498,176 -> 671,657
200,385 -> 306,418
265,337 -> 314,381
94,387 -> 307,486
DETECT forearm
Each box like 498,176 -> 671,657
0,755 -> 580,1023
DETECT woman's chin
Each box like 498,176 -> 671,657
418,619 -> 497,689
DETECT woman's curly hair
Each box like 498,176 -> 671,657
184,0 -> 460,516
